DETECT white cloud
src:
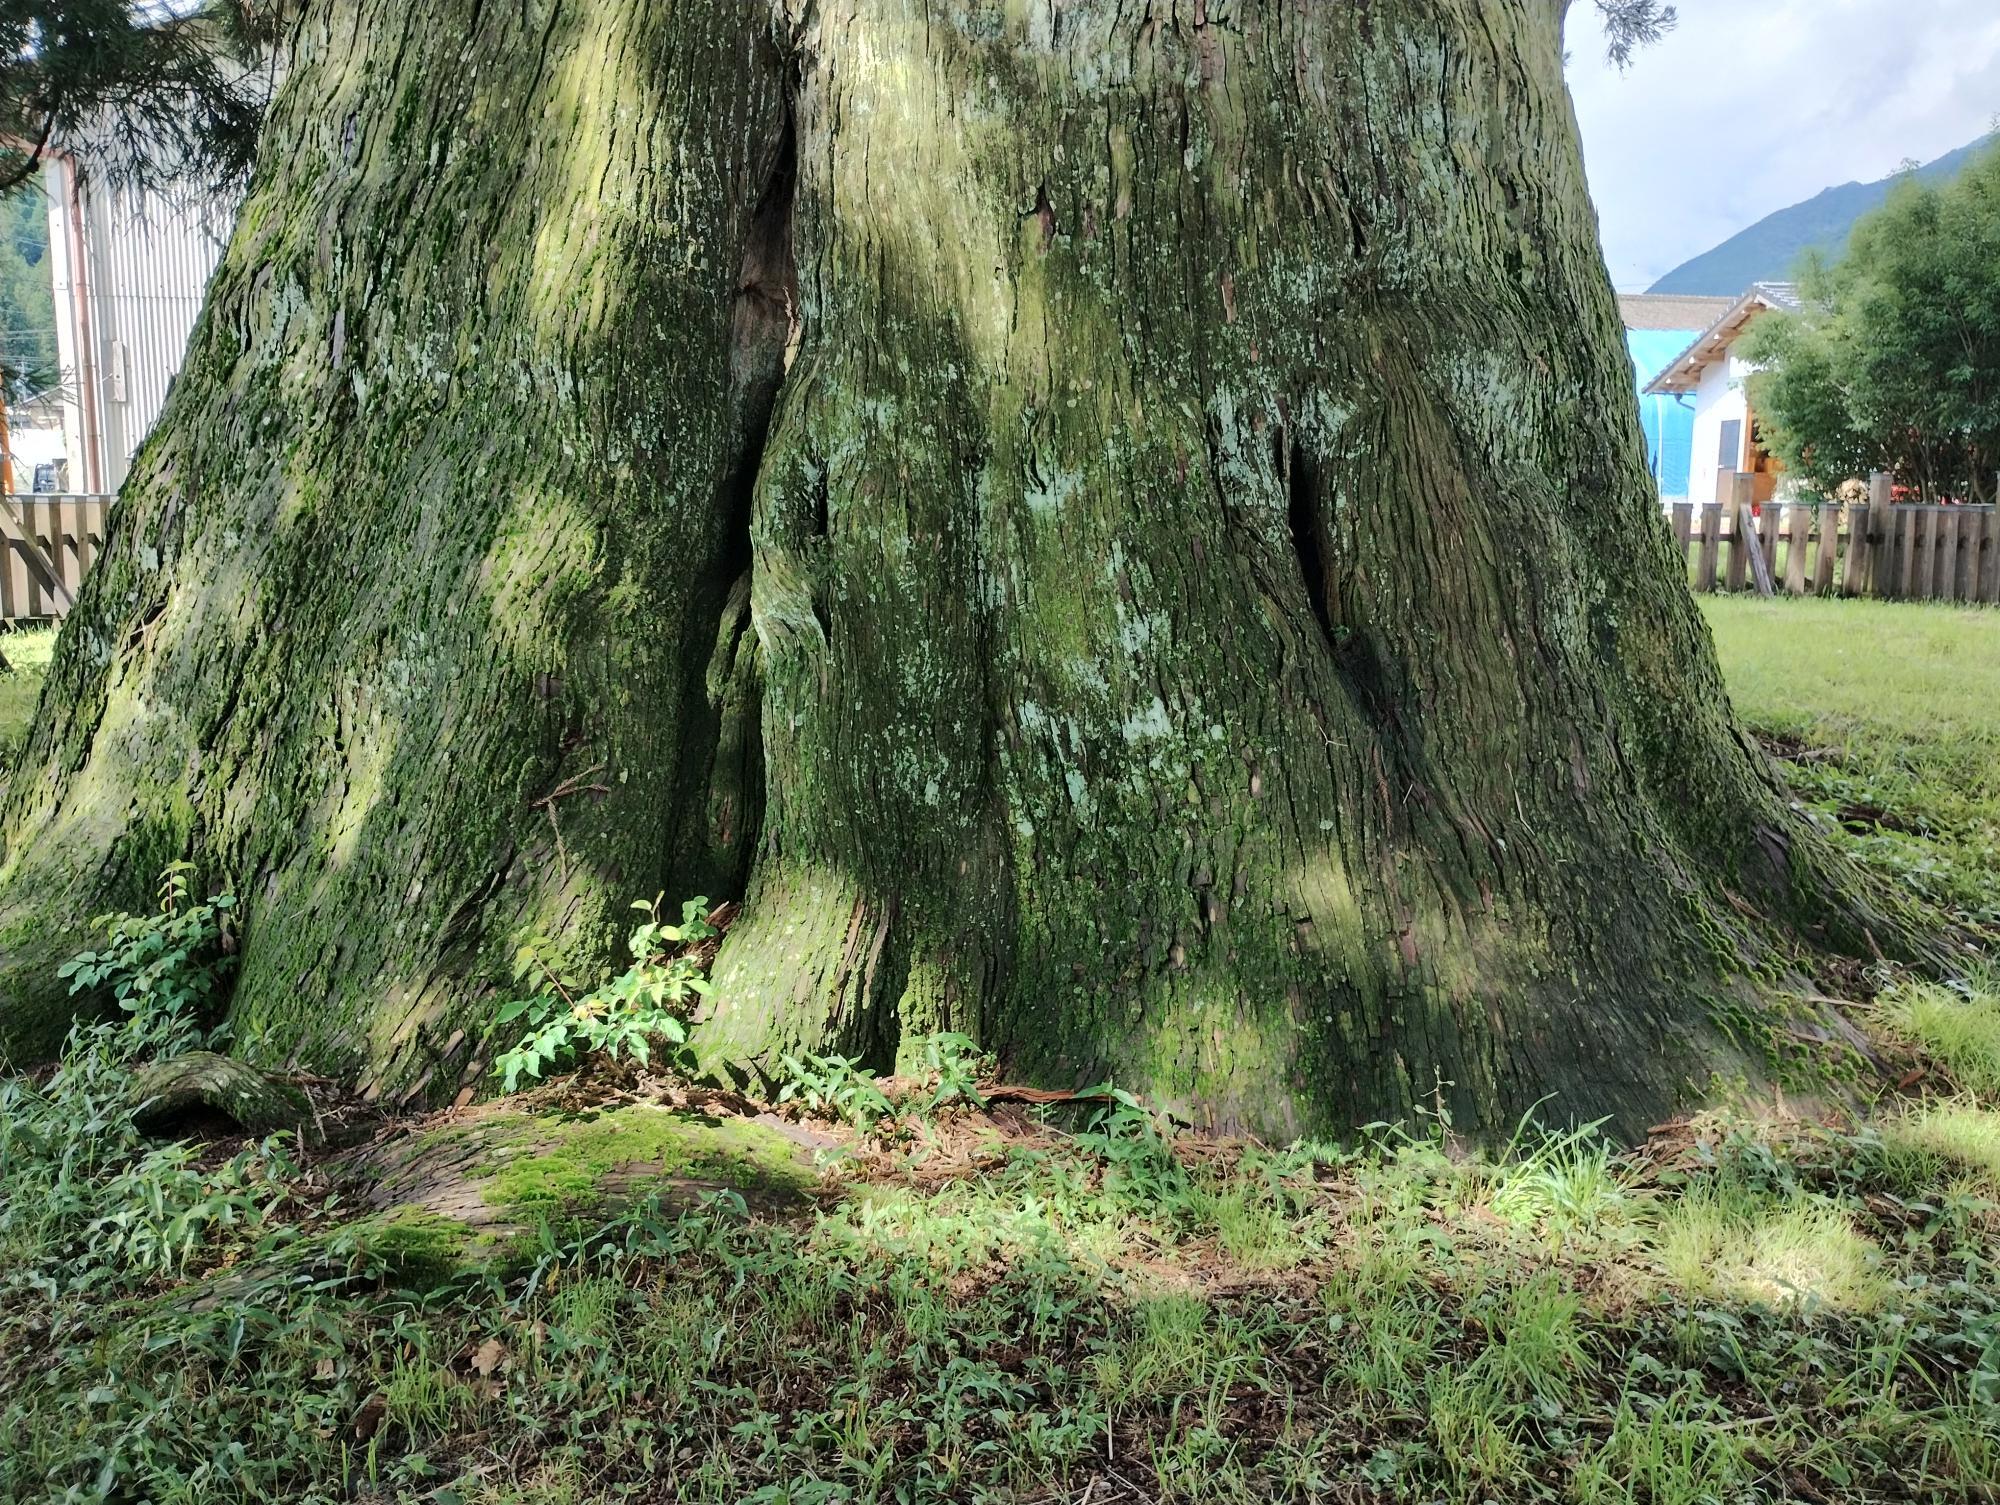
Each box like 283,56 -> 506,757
1566,1 -> 2000,289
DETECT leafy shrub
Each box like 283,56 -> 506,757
494,896 -> 718,1092
1075,1088 -> 1189,1208
82,1133 -> 296,1280
2,890 -> 291,1301
3,863 -> 249,1286
55,861 -> 236,1030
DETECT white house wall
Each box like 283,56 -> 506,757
1686,352 -> 1752,511
42,167 -> 92,492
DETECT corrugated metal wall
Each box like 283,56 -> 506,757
82,185 -> 231,491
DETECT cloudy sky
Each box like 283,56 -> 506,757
1565,1 -> 2000,290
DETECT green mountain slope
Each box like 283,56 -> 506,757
1650,135 -> 1995,296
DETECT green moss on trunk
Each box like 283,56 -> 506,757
0,0 -> 790,1092
697,0 -> 1920,1139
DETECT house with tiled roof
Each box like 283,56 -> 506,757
1643,283 -> 1802,513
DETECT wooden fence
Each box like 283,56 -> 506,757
0,494 -> 112,621
3,479 -> 1993,620
1672,472 -> 2000,605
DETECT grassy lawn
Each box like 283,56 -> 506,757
0,623 -> 56,761
1702,597 -> 2000,934
1,599 -> 1997,1504
8,1000 -> 2000,1503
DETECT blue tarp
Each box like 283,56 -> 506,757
1626,329 -> 1699,500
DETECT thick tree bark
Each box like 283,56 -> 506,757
0,0 -> 792,1098
0,0 -> 1916,1136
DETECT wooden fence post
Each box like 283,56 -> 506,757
1982,505 -> 2000,605
0,496 -> 73,616
1785,499 -> 1811,596
1736,478 -> 1775,598
1846,477 -> 1880,597
1814,501 -> 1840,595
1722,472 -> 1749,593
1937,508 -> 1955,603
80,495 -> 103,575
1956,509 -> 1980,602
1913,507 -> 1937,600
1696,502 -> 1723,592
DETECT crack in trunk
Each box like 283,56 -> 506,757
666,78 -> 800,906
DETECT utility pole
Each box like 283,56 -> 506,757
0,382 -> 13,496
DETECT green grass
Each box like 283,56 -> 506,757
1881,978 -> 2000,1095
0,622 -> 55,759
9,999 -> 2000,1504
3,590 -> 1998,1502
1702,596 -> 2000,932
1878,1099 -> 2000,1191
1654,1180 -> 1891,1313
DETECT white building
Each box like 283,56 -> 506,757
40,154 -> 233,494
4,388 -> 72,491
1642,282 -> 1801,510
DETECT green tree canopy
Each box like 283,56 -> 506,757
0,173 -> 56,398
1743,141 -> 2000,503
0,0 -> 279,197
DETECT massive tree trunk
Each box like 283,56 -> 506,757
0,0 -> 791,1098
0,0 -> 1915,1137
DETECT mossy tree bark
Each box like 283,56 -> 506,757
0,0 -> 792,1099
0,0 -> 1915,1136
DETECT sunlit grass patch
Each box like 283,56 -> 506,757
1172,1151 -> 1332,1272
1877,1099 -> 2000,1193
827,1175 -> 1066,1270
0,623 -> 56,760
1486,1123 -> 1641,1247
1653,1184 -> 1889,1313
1701,597 -> 2000,933
1881,979 -> 2000,1097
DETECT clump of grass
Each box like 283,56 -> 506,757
1572,1379 -> 1750,1505
1191,1176 -> 1312,1270
1487,1122 -> 1639,1246
1462,1271 -> 1595,1409
1653,1183 -> 1889,1313
1882,979 -> 2000,1097
1093,1294 -> 1274,1408
1877,1099 -> 2000,1193
1322,1225 -> 1449,1403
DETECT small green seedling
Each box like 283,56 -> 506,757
494,895 -> 717,1093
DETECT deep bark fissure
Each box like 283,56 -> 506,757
1285,440 -> 1336,648
1283,435 -> 1400,739
665,71 -> 803,907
